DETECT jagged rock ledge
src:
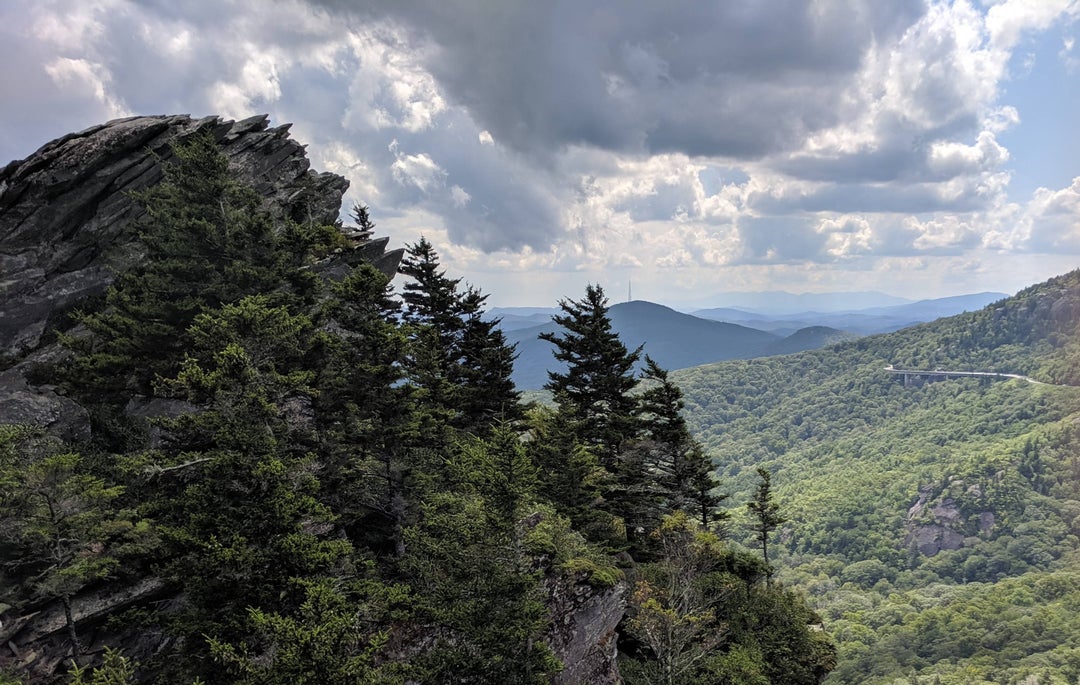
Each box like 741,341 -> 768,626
0,114 -> 403,440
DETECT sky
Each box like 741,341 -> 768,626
2,0 -> 1079,308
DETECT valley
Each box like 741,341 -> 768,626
670,270 -> 1080,683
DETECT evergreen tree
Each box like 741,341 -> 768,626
637,356 -> 726,529
148,297 -> 351,682
0,433 -> 145,666
63,131 -> 342,414
315,263 -> 417,555
540,284 -> 641,468
525,403 -> 606,530
401,431 -> 557,683
349,203 -> 376,241
456,290 -> 523,433
747,467 -> 786,586
399,237 -> 520,435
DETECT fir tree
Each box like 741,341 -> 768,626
315,263 -> 417,555
747,467 -> 786,586
64,131 -> 338,410
540,284 -> 642,468
349,203 -> 376,241
399,237 -> 520,435
637,356 -> 726,529
149,297 -> 351,681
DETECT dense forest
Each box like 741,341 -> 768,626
0,134 -> 834,684
675,270 -> 1080,683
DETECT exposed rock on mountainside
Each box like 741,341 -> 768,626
0,114 -> 402,438
3,114 -> 341,356
544,574 -> 626,685
0,118 -> 634,683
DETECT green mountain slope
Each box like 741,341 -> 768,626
507,300 -> 779,388
673,269 -> 1080,684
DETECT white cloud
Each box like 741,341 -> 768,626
43,57 -> 130,119
342,25 -> 446,133
817,215 -> 874,257
4,0 -> 1079,305
449,185 -> 470,207
1025,177 -> 1080,251
391,151 -> 446,193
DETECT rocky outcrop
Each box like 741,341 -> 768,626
0,578 -> 170,679
905,481 -> 998,556
545,574 -> 627,685
0,114 -> 402,438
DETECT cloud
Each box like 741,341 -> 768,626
314,0 -> 926,160
3,0 -> 1078,306
1024,177 -> 1080,251
44,57 -> 131,119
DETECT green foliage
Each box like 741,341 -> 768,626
0,427 -> 153,661
63,131 -> 323,405
638,356 -> 727,527
747,467 -> 786,584
622,513 -> 835,685
541,284 -> 641,467
399,237 -> 521,435
69,648 -> 135,685
207,579 -> 399,685
401,490 -> 559,683
0,131 -> 844,684
673,269 -> 1080,682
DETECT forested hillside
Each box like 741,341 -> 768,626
675,270 -> 1080,684
0,130 -> 833,684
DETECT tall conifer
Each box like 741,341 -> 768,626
540,284 -> 641,468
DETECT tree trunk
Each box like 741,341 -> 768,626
61,595 -> 81,665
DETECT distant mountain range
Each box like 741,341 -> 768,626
493,291 -> 1007,389
503,301 -> 852,389
692,292 -> 1007,335
683,289 -> 912,314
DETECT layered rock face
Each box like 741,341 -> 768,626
1,114 -> 349,357
0,114 -> 401,439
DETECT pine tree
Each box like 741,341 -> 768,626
747,467 -> 786,586
637,356 -> 726,529
456,290 -> 523,433
399,237 -> 520,435
400,432 -> 557,683
315,263 -> 417,554
540,284 -> 642,469
349,203 -> 376,241
64,131 -> 338,409
525,403 -> 605,528
0,440 -> 139,666
148,296 -> 351,681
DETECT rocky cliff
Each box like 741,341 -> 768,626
0,117 -> 628,684
0,114 -> 401,440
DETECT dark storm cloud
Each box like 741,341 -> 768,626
310,0 -> 927,160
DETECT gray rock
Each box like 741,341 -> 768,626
0,114 -> 403,440
0,114 -> 351,357
545,573 -> 627,685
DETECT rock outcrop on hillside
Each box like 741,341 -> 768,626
0,117 -> 629,684
0,114 -> 402,439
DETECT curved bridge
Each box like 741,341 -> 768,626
884,365 -> 1046,387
